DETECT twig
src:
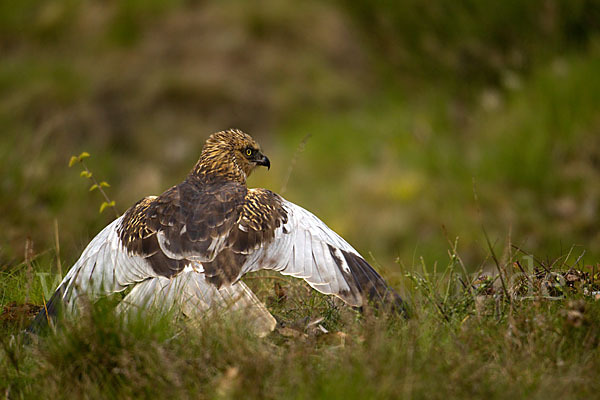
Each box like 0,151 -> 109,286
54,218 -> 62,277
281,134 -> 311,194
441,225 -> 475,301
24,238 -> 34,307
471,178 -> 511,306
43,294 -> 51,326
520,296 -> 563,301
514,260 -> 535,289
566,248 -> 586,275
511,244 -> 550,273
483,227 -> 511,306
80,160 -> 120,218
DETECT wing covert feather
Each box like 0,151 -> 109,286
225,193 -> 403,310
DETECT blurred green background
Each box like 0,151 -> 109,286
1,0 -> 599,279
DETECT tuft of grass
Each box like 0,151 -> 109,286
2,238 -> 600,399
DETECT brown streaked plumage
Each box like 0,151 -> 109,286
29,129 -> 405,334
191,129 -> 269,183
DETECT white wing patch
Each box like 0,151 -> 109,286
238,199 -> 380,307
57,216 -> 159,313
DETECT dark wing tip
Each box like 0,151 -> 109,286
27,284 -> 66,334
339,250 -> 409,317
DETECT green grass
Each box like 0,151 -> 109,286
2,243 -> 600,399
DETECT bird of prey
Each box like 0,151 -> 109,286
30,129 -> 404,335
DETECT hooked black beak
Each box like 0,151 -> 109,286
255,153 -> 270,170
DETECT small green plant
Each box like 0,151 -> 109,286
68,152 -> 119,217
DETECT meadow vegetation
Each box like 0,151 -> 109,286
1,0 -> 600,398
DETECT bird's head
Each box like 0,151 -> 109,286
192,129 -> 270,183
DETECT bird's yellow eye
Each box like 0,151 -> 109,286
246,148 -> 252,156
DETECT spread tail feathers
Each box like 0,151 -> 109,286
117,272 -> 277,336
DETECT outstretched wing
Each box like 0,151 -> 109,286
205,189 -> 404,310
28,210 -> 162,331
28,181 -> 254,331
